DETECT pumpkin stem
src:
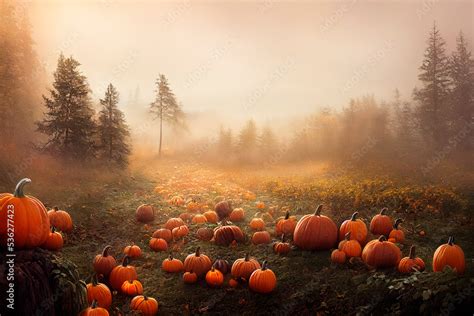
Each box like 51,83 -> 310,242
350,212 -> 358,221
409,245 -> 416,259
51,226 -> 56,233
261,260 -> 268,270
122,255 -> 131,267
314,204 -> 323,216
345,232 -> 351,240
244,253 -> 250,261
284,211 -> 290,220
13,178 -> 31,198
448,236 -> 454,245
143,295 -> 148,300
53,206 -> 59,211
168,253 -> 173,260
101,245 -> 112,257
378,235 -> 387,242
394,218 -> 403,229
195,247 -> 201,257
380,207 -> 388,215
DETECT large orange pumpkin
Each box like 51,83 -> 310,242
136,204 -> 155,223
172,225 -> 189,239
183,247 -> 212,278
249,260 -> 276,294
398,245 -> 425,274
362,236 -> 401,268
369,207 -> 393,236
231,253 -> 261,281
86,275 -> 112,310
293,205 -> 338,250
339,211 -> 367,245
48,206 -> 73,233
0,178 -> 50,249
130,295 -> 159,316
275,211 -> 297,236
93,245 -> 117,277
109,256 -> 138,290
433,236 -> 465,275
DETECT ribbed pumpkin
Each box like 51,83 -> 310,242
252,230 -> 272,245
338,232 -> 362,258
369,208 -> 393,236
213,223 -> 245,246
231,253 -> 261,281
331,249 -> 346,264
249,261 -> 276,294
249,218 -> 265,231
293,205 -> 338,250
398,245 -> 425,274
183,271 -> 198,284
183,247 -> 212,277
86,275 -> 112,310
149,238 -> 168,252
362,236 -> 401,268
206,267 -> 224,287
48,206 -> 73,233
123,243 -> 142,258
109,256 -> 138,290
152,228 -> 172,242
388,218 -> 405,243
275,211 -> 297,236
164,217 -> 185,230
135,204 -> 155,223
172,225 -> 189,239
0,178 -> 50,249
203,211 -> 218,223
213,259 -> 231,274
229,207 -> 245,222
93,245 -> 117,277
273,235 -> 291,255
339,211 -> 367,245
42,227 -> 64,251
433,236 -> 465,275
121,279 -> 143,296
80,300 -> 109,316
192,214 -> 207,224
130,295 -> 159,316
162,254 -> 184,273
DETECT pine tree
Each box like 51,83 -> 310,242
37,54 -> 96,159
150,74 -> 185,156
414,23 -> 451,148
259,126 -> 278,157
217,126 -> 233,155
97,84 -> 131,166
449,31 -> 474,149
238,120 -> 258,164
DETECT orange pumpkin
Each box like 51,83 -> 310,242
338,232 -> 362,258
162,254 -> 184,273
249,260 -> 276,294
398,245 -> 425,274
93,245 -> 117,277
192,214 -> 207,224
164,217 -> 185,230
183,271 -> 198,284
256,201 -> 266,210
433,236 -> 465,275
152,228 -> 172,242
252,230 -> 272,245
339,211 -> 367,245
109,256 -> 138,290
0,178 -> 50,249
42,227 -> 64,251
80,300 -> 109,316
86,275 -> 112,310
184,247 -> 212,277
203,211 -> 218,223
388,218 -> 405,243
123,243 -> 142,258
186,200 -> 200,213
205,267 -> 224,287
369,207 -> 393,236
135,204 -> 154,223
172,225 -> 189,239
273,235 -> 291,255
130,295 -> 159,316
231,253 -> 261,281
213,223 -> 245,246
249,218 -> 265,231
362,236 -> 401,268
275,211 -> 297,236
228,278 -> 239,288
48,206 -> 73,233
293,204 -> 338,250
121,279 -> 143,296
149,237 -> 168,252
229,207 -> 245,222
331,249 -> 346,264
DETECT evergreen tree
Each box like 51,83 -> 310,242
37,54 -> 96,159
449,31 -> 474,149
97,84 -> 131,166
238,120 -> 258,163
259,126 -> 278,157
414,23 -> 451,148
150,74 -> 185,156
217,126 -> 233,155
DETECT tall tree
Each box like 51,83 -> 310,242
150,74 -> 184,156
449,31 -> 474,149
238,120 -> 258,164
414,23 -> 451,148
37,54 -> 96,159
217,126 -> 233,155
259,126 -> 278,157
97,84 -> 131,166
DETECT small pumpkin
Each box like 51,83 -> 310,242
215,200 -> 232,220
231,253 -> 261,281
86,275 -> 112,310
184,247 -> 212,277
192,214 -> 207,224
164,217 -> 186,230
213,223 -> 245,246
186,200 -> 200,213
162,254 -> 184,273
130,295 -> 159,316
42,227 -> 64,251
338,232 -> 362,258
249,260 -> 276,294
433,236 -> 465,275
331,249 -> 346,264
206,266 -> 224,287
196,227 -> 214,241
229,207 -> 245,222
179,212 -> 193,223
256,201 -> 266,210
275,211 -> 296,236
183,271 -> 198,284
152,228 -> 172,242
109,256 -> 138,290
398,245 -> 425,274
293,204 -> 338,251
48,206 -> 73,233
149,238 -> 168,252
136,204 -> 155,223
172,225 -> 189,239
123,243 -> 142,258
249,217 -> 265,231
93,245 -> 117,277
203,211 -> 218,223
252,230 -> 272,245
213,259 -> 231,274
121,279 -> 143,296
388,218 -> 405,243
339,211 -> 367,245
80,300 -> 109,316
369,207 -> 393,236
228,278 -> 239,288
362,236 -> 401,268
273,235 -> 291,255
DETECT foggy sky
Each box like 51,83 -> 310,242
29,0 -> 473,125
